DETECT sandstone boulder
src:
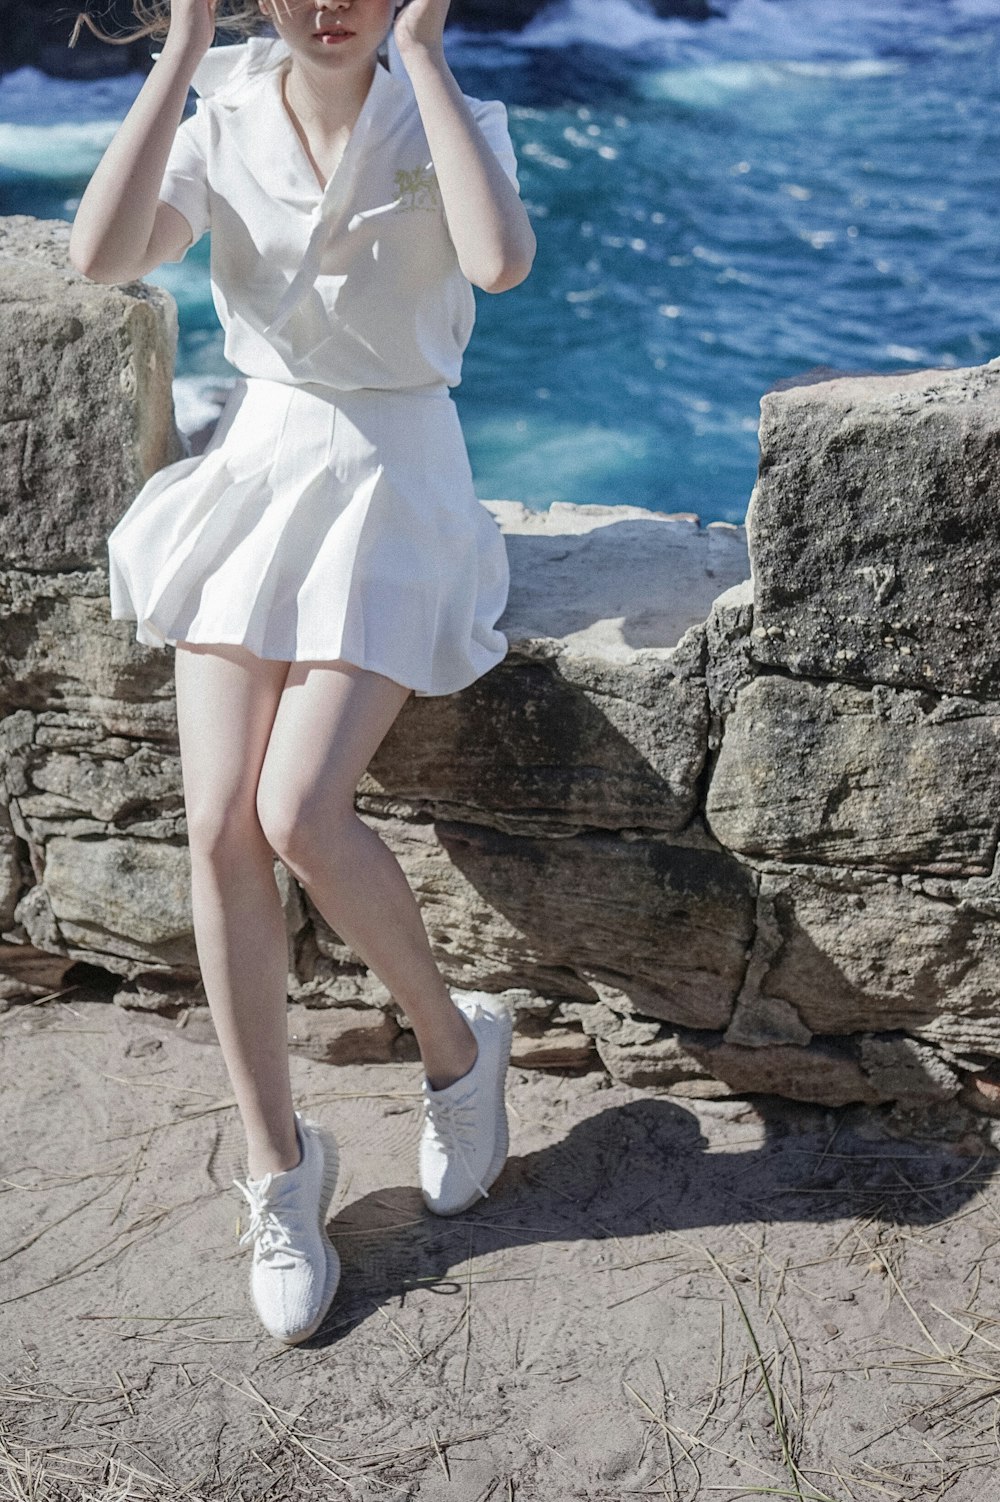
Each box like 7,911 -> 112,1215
749,361 -> 1000,699
706,675 -> 1000,876
0,217 -> 183,569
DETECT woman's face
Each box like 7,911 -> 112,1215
259,0 -> 398,67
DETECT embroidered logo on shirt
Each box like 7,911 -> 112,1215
394,166 -> 441,211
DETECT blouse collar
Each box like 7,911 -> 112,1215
155,36 -> 416,210
168,33 -> 413,106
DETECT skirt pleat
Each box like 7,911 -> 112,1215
107,377 -> 511,697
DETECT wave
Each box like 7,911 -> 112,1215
0,64 -> 138,178
499,0 -> 1000,59
518,0 -> 692,49
172,376 -> 237,445
642,56 -> 906,105
0,119 -> 118,177
0,65 -> 140,124
3,0 -> 998,182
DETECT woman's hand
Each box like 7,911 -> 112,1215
393,0 -> 451,58
164,0 -> 218,59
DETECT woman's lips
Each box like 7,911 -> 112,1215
312,29 -> 355,41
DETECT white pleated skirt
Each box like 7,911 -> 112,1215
107,377 -> 511,697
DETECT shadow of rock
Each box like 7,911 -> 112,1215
304,1095 -> 998,1346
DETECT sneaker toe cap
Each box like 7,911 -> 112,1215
252,1245 -> 340,1342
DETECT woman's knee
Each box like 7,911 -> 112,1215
255,781 -> 354,875
186,793 -> 268,865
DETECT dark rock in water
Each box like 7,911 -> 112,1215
0,0 -> 153,79
0,0 -> 722,79
451,0 -> 721,25
449,0 -> 547,28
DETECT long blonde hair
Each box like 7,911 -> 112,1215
70,0 -> 402,71
68,1 -> 267,49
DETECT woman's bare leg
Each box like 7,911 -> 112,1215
174,642 -> 301,1180
255,661 -> 478,1091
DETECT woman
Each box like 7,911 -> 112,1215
68,0 -> 536,1344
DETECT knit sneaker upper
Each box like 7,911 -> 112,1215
233,1111 -> 340,1343
419,993 -> 513,1216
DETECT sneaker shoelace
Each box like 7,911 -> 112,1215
233,1174 -> 309,1262
419,1088 -> 491,1201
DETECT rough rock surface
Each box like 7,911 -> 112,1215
0,217 -> 182,568
5,215 -> 1000,1114
748,361 -> 1000,699
706,674 -> 1000,876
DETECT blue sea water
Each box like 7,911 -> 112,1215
1,0 -> 999,522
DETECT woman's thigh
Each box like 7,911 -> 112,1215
255,660 -> 413,855
174,642 -> 292,849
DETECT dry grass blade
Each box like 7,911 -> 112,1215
0,1417 -> 202,1501
624,1391 -> 832,1496
429,1427 -> 450,1481
99,1071 -> 220,1100
851,1232 -> 952,1364
114,1368 -> 136,1419
208,1369 -> 490,1495
209,1368 -> 356,1489
96,1098 -> 239,1142
378,1304 -> 424,1360
27,986 -> 81,1009
462,1233 -> 474,1391
700,1246 -> 836,1502
0,1227 -> 152,1308
927,1303 -> 1000,1358
330,1430 -> 493,1472
622,1379 -> 702,1494
0,1181 -> 117,1267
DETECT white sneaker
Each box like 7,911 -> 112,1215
419,991 -> 513,1216
233,1110 -> 341,1344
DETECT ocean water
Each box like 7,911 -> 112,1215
1,0 -> 999,522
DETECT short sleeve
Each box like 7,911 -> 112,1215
157,100 -> 211,258
467,97 -> 520,192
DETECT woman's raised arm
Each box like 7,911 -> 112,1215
393,0 -> 536,295
69,0 -> 216,284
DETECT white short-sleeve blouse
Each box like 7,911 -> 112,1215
155,35 -> 521,392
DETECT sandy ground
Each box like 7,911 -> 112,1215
4,992 -> 1000,1502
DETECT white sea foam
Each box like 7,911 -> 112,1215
519,0 -> 687,50
503,0 -> 1000,61
952,0 -> 1000,16
0,63 -> 142,177
172,375 -> 235,440
782,59 -> 907,77
642,56 -> 905,105
0,120 -> 117,177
